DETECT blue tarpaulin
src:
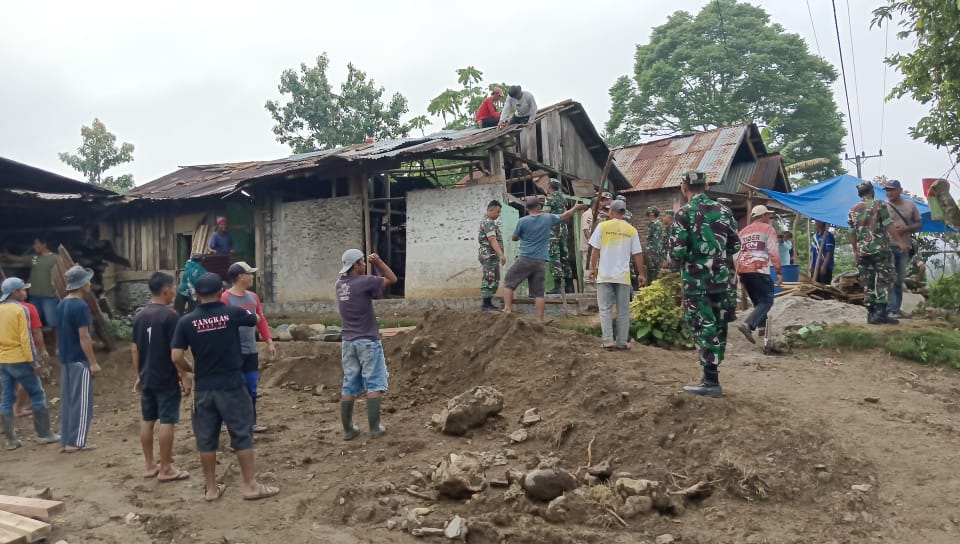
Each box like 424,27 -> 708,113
760,174 -> 953,233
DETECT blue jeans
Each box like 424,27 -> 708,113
740,273 -> 774,330
341,339 -> 388,397
28,296 -> 59,328
0,363 -> 47,416
888,246 -> 910,313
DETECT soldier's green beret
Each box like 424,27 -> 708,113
681,170 -> 708,185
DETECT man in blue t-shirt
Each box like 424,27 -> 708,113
502,196 -> 588,320
57,266 -> 102,453
207,217 -> 234,255
171,273 -> 278,502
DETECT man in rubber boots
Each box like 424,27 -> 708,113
667,170 -> 741,397
478,200 -> 506,311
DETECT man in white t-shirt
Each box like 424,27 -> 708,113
588,200 -> 646,350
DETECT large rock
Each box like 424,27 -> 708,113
322,326 -> 343,342
522,468 -> 578,502
619,495 -> 653,519
901,292 -> 924,316
432,453 -> 487,499
289,323 -> 322,341
436,386 -> 504,436
614,478 -> 659,497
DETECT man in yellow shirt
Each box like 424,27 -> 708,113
0,277 -> 60,450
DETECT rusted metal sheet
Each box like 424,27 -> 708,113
722,154 -> 787,194
614,124 -> 750,192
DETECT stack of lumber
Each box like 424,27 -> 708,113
775,280 -> 864,304
0,494 -> 64,543
52,245 -> 116,351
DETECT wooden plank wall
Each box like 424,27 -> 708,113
559,116 -> 603,185
114,214 -> 178,272
520,124 -> 539,163
540,110 -> 562,170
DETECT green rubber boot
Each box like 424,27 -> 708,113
340,400 -> 361,441
32,408 -> 60,445
367,397 -> 387,438
2,415 -> 22,450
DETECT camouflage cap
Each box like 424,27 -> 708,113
549,177 -> 560,188
646,206 -> 660,215
856,180 -> 874,195
663,210 -> 675,217
600,191 -> 614,200
681,170 -> 708,185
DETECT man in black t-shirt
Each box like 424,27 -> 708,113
132,272 -> 190,482
171,273 -> 279,502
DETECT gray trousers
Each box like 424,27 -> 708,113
597,282 -> 632,346
60,361 -> 94,448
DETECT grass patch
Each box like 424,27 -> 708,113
795,322 -> 960,370
551,316 -> 602,337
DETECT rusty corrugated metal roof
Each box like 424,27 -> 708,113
613,124 -> 752,193
718,153 -> 788,194
129,100 -> 628,201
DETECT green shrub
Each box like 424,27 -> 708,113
887,328 -> 960,369
629,273 -> 692,349
106,317 -> 132,342
928,272 -> 960,311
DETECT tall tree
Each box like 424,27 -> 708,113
427,67 -> 509,130
58,118 -> 135,193
872,1 -> 960,156
265,54 -> 410,152
606,0 -> 846,180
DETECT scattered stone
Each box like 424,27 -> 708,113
411,527 -> 445,537
408,336 -> 441,359
123,512 -> 141,524
410,470 -> 427,485
587,460 -> 613,480
436,386 -> 505,436
508,429 -> 528,443
505,469 -> 525,486
444,515 -> 468,540
49,397 -> 60,406
522,468 -> 578,502
386,519 -> 398,530
813,464 -> 828,472
503,484 -> 524,503
18,486 -> 53,500
288,323 -> 322,341
851,484 -> 873,493
863,397 -> 880,404
615,478 -> 659,497
656,534 -> 676,544
309,323 -> 327,334
520,408 -> 542,426
817,472 -> 833,483
489,479 -> 510,489
504,449 -> 518,459
322,326 -> 343,342
619,495 -> 653,519
432,453 -> 487,499
312,384 -> 326,397
277,330 -> 293,342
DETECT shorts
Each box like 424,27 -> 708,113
341,339 -> 388,398
29,296 -> 59,328
241,352 -> 259,373
244,370 -> 259,398
191,386 -> 253,453
140,388 -> 182,425
504,256 -> 547,298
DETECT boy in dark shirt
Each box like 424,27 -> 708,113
57,266 -> 102,453
336,249 -> 397,440
132,272 -> 190,482
171,273 -> 278,501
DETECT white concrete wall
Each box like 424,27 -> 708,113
273,195 -> 363,303
406,184 -> 506,299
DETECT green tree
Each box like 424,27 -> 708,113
265,53 -> 410,152
872,1 -> 960,155
427,67 -> 509,130
606,0 -> 846,180
58,118 -> 135,193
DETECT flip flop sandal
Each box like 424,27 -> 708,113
243,483 -> 280,501
144,465 -> 161,478
62,444 -> 97,454
615,345 -> 631,351
204,483 -> 226,502
158,469 -> 190,483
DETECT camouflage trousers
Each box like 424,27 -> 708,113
549,224 -> 573,283
644,253 -> 662,283
856,252 -> 894,306
682,292 -> 731,368
480,256 -> 500,298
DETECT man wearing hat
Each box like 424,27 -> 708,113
475,87 -> 503,128
667,170 -> 740,397
503,196 -> 589,320
171,272 -> 279,501
883,180 -> 922,318
545,179 -> 575,295
175,253 -> 207,315
498,85 -> 538,126
644,206 -> 666,283
222,262 -> 276,433
588,199 -> 646,349
0,277 -> 60,450
57,265 -> 102,452
336,250 -> 397,440
735,205 -> 782,344
207,217 -> 234,255
849,181 -> 909,324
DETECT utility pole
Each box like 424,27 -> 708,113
844,150 -> 883,179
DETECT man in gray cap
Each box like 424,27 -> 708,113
57,265 -> 102,452
883,179 -> 921,318
0,277 -> 60,450
503,196 -> 588,320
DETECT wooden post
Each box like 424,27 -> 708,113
385,172 -> 393,283
361,172 -> 373,274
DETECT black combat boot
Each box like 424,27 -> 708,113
866,304 -> 883,325
481,297 -> 497,311
545,286 -> 561,296
564,282 -> 576,294
682,366 -> 723,398
878,307 -> 899,325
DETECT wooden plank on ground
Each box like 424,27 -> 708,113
0,510 -> 50,542
0,496 -> 64,522
0,526 -> 26,544
380,326 -> 417,338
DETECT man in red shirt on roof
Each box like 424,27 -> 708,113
475,87 -> 503,128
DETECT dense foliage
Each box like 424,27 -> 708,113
58,118 -> 135,193
629,273 -> 693,349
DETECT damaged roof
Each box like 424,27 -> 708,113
613,123 -> 784,193
129,100 -> 627,200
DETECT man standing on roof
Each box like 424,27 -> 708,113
882,180 -> 921,319
475,87 -> 503,128
735,205 -> 782,345
207,217 -> 234,255
546,179 -> 574,295
644,207 -> 666,283
478,201 -> 506,311
849,181 -> 909,325
667,170 -> 740,398
498,86 -> 538,126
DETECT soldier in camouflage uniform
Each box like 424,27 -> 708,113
478,200 -> 506,311
848,181 -> 909,324
644,206 -> 665,283
667,170 -> 741,398
546,179 -> 574,294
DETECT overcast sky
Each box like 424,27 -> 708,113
1,0 -> 954,195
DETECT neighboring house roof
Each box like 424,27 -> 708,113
0,156 -> 118,196
613,123 -> 787,194
129,100 -> 628,201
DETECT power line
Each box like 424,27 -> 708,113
844,0 -> 866,167
878,22 -> 890,171
831,0 -> 859,159
806,0 -> 823,57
